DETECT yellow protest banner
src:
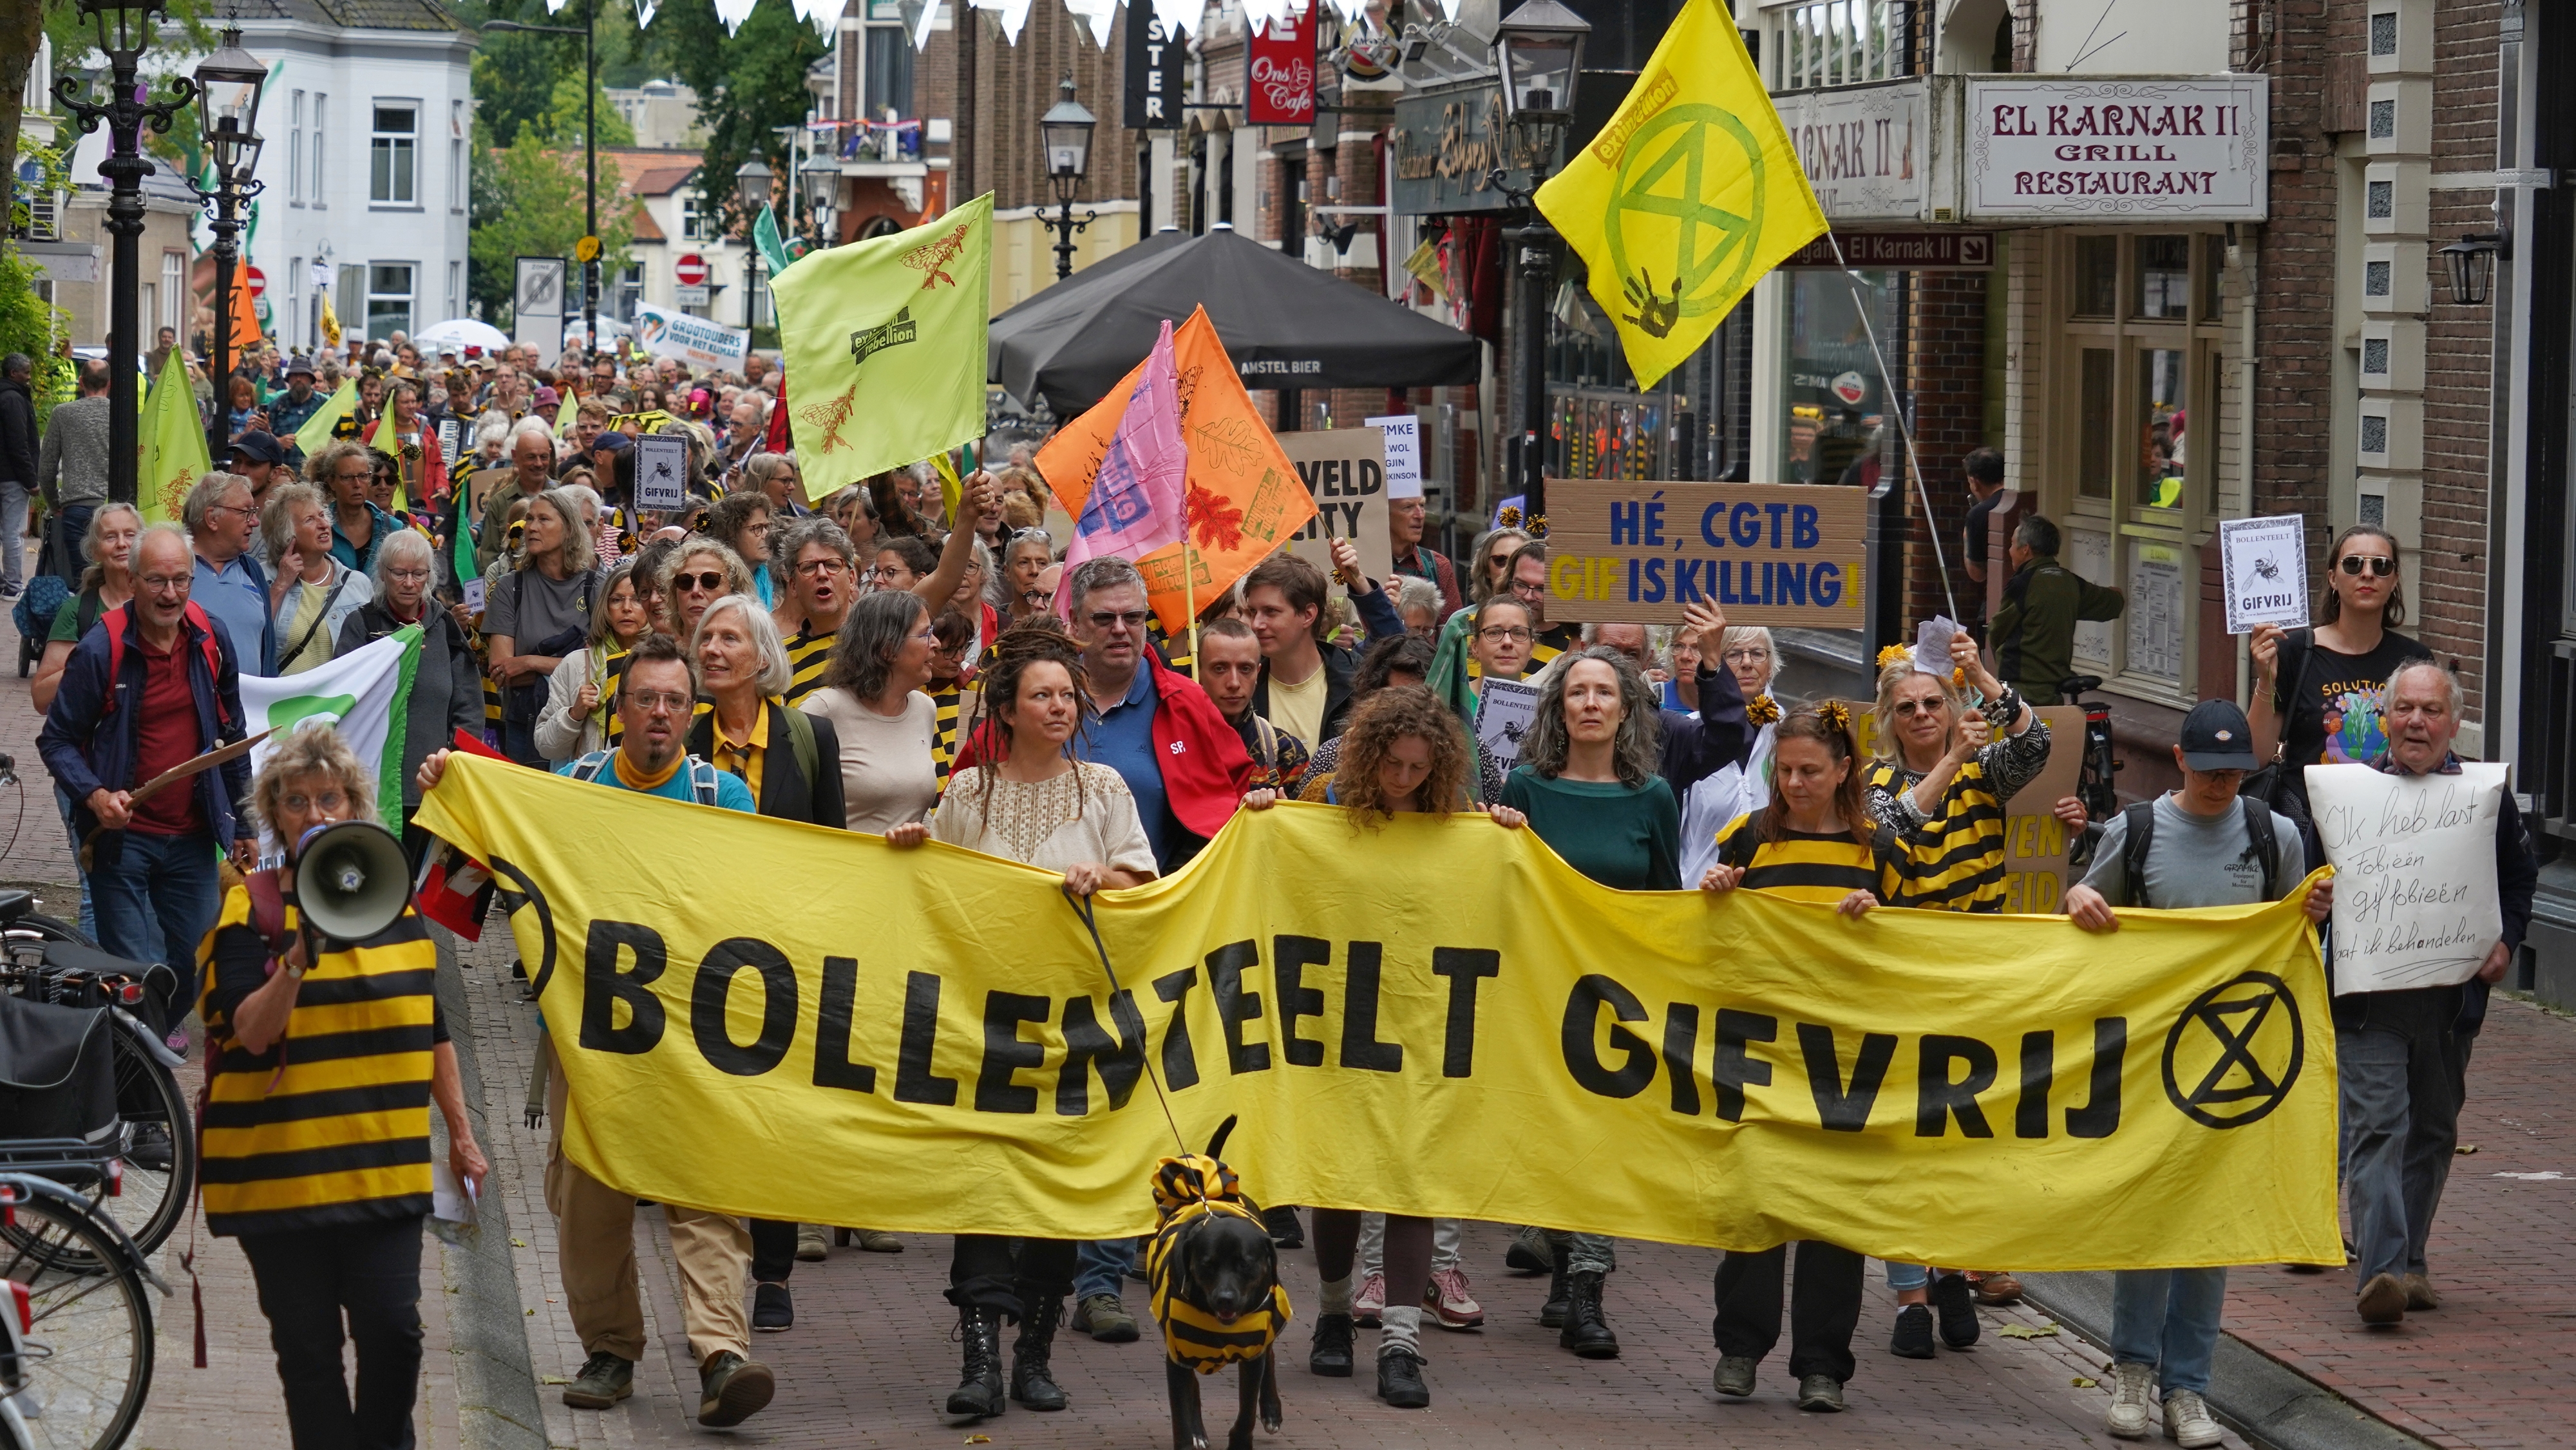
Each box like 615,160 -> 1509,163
414,757 -> 2339,1270
1536,0 -> 1826,389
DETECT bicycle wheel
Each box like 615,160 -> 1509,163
3,914 -> 97,950
97,1033 -> 193,1259
0,1194 -> 153,1450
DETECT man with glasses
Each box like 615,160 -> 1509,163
183,471 -> 278,676
415,635 -> 775,1428
772,518 -> 857,705
1987,514 -> 2125,706
1504,541 -> 1580,672
39,525 -> 256,1036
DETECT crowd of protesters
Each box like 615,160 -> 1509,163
17,333 -> 2535,1450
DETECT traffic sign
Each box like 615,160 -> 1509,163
243,264 -> 267,298
674,284 -> 710,307
575,235 -> 601,264
675,252 -> 708,286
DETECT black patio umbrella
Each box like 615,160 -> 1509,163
989,226 -> 1482,417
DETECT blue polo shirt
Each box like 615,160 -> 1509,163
193,551 -> 276,677
1074,662 -> 1178,869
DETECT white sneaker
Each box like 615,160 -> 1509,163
2163,1389 -> 2222,1449
1352,1272 -> 1387,1327
2105,1362 -> 2156,1440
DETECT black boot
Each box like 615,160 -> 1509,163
946,1306 -> 1007,1418
1010,1292 -> 1070,1411
1558,1270 -> 1620,1359
1540,1244 -> 1570,1328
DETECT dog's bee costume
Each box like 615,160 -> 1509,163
1145,1153 -> 1293,1371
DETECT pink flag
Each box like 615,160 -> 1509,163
1057,319 -> 1188,611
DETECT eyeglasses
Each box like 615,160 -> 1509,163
1477,625 -> 1533,643
278,789 -> 349,814
793,557 -> 848,577
384,567 -> 432,583
625,690 -> 694,714
207,502 -> 258,520
1508,578 -> 1546,599
139,573 -> 191,591
676,570 -> 727,592
2338,555 -> 2396,578
334,470 -> 372,484
1024,589 -> 1055,608
1086,610 -> 1148,631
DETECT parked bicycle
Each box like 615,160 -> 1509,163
2058,674 -> 2122,867
0,1141 -> 165,1450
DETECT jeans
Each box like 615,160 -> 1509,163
0,478 -> 26,591
1712,1241 -> 1866,1384
2338,990 -> 2466,1286
52,785 -> 96,943
1545,1230 -> 1616,1276
950,1236 -> 1079,1320
2109,1268 -> 2226,1397
1883,1261 -> 1930,1292
1073,1237 -> 1136,1302
92,829 -> 220,1015
238,1215 -> 426,1450
500,717 -> 545,770
1361,1213 -> 1463,1274
52,503 -> 94,584
749,1218 -> 797,1284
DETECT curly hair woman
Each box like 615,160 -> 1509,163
884,617 -> 1155,1421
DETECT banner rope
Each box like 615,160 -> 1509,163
1062,887 -> 1191,1156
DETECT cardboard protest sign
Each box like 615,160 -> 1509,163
2219,514 -> 2309,634
1542,480 -> 1868,625
1476,678 -> 1541,769
1278,428 -> 1392,594
2307,761 -> 2509,993
1851,702 -> 2084,913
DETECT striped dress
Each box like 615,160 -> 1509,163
196,890 -> 443,1237
1863,708 -> 2052,913
1713,809 -> 1911,905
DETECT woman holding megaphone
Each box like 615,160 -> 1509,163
196,726 -> 487,1449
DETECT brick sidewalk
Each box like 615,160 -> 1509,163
2211,993 -> 2576,1450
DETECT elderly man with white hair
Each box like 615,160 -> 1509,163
2335,658 -> 2537,1326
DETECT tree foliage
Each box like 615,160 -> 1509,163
468,132 -> 638,326
636,0 -> 825,241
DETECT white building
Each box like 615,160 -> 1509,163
218,0 -> 477,352
605,78 -> 707,151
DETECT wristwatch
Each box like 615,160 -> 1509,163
281,960 -> 307,981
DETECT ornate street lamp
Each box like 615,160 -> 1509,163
1039,78 -> 1097,281
735,158 -> 773,331
2439,232 -> 2503,307
55,0 -> 199,506
802,151 -> 838,245
193,24 -> 267,462
1490,0 -> 1588,530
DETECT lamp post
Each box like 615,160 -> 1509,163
802,147 -> 838,248
735,158 -> 772,332
1490,0 -> 1587,531
1039,77 -> 1097,281
2439,232 -> 2503,306
53,0 -> 198,507
193,24 -> 267,464
484,5 -> 596,353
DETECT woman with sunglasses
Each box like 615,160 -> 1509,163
2249,524 -> 2429,807
658,539 -> 757,642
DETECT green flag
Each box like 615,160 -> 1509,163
293,377 -> 361,460
754,203 -> 794,279
140,352 -> 211,526
769,193 -> 992,502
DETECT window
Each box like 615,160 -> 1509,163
372,104 -> 417,204
863,25 -> 914,121
160,250 -> 185,334
680,193 -> 704,241
289,90 -> 303,202
1772,268 -> 1895,483
312,95 -> 327,208
451,101 -> 467,211
2078,349 -> 2114,498
288,256 -> 301,347
446,260 -> 460,319
1771,0 -> 1903,90
2073,237 -> 2118,317
366,262 -> 414,339
2132,236 -> 2190,319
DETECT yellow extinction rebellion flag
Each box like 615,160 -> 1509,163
139,352 -> 210,525
771,193 -> 994,502
1537,0 -> 1826,389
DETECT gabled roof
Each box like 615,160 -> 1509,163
227,0 -> 465,32
594,147 -> 703,198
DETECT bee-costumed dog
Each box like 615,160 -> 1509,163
1145,1120 -> 1288,1450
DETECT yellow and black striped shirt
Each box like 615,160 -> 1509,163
599,646 -> 632,745
928,681 -> 962,784
1146,1154 -> 1292,1373
1714,810 -> 1909,906
783,626 -> 834,707
196,889 -> 442,1237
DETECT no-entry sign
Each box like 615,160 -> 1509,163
243,264 -> 267,297
675,253 -> 708,287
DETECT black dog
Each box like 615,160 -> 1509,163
1145,1118 -> 1287,1450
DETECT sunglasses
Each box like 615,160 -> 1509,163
2338,555 -> 2396,578
676,570 -> 728,592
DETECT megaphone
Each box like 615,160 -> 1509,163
293,820 -> 415,944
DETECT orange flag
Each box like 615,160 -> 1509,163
224,264 -> 263,353
1035,307 -> 1318,635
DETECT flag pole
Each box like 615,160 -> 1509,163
1182,540 -> 1200,681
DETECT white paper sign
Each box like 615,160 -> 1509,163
1366,413 -> 1424,500
1911,615 -> 1962,680
462,576 -> 487,614
1477,678 -> 1541,768
635,431 -> 689,512
2219,513 -> 2309,634
2308,761 -> 2508,994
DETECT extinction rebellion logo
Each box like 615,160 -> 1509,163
848,306 -> 920,366
1600,81 -> 1767,340
2161,971 -> 2303,1128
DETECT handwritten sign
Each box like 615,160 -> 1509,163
1367,413 -> 1423,499
1541,481 -> 1869,626
2219,514 -> 2309,634
1277,429 -> 1392,594
2307,761 -> 2508,993
1853,702 -> 2084,913
1477,678 -> 1540,769
634,431 -> 688,512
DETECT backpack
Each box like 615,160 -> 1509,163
2118,797 -> 2279,909
99,601 -> 234,729
569,749 -> 724,805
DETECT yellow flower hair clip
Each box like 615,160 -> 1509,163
1875,643 -> 1912,671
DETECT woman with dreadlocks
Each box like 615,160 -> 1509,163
885,617 -> 1155,1423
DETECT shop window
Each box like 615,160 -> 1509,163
1775,268 -> 1895,484
2137,347 -> 2185,508
2074,237 -> 2118,317
2134,236 -> 2190,319
2078,349 -> 2115,498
